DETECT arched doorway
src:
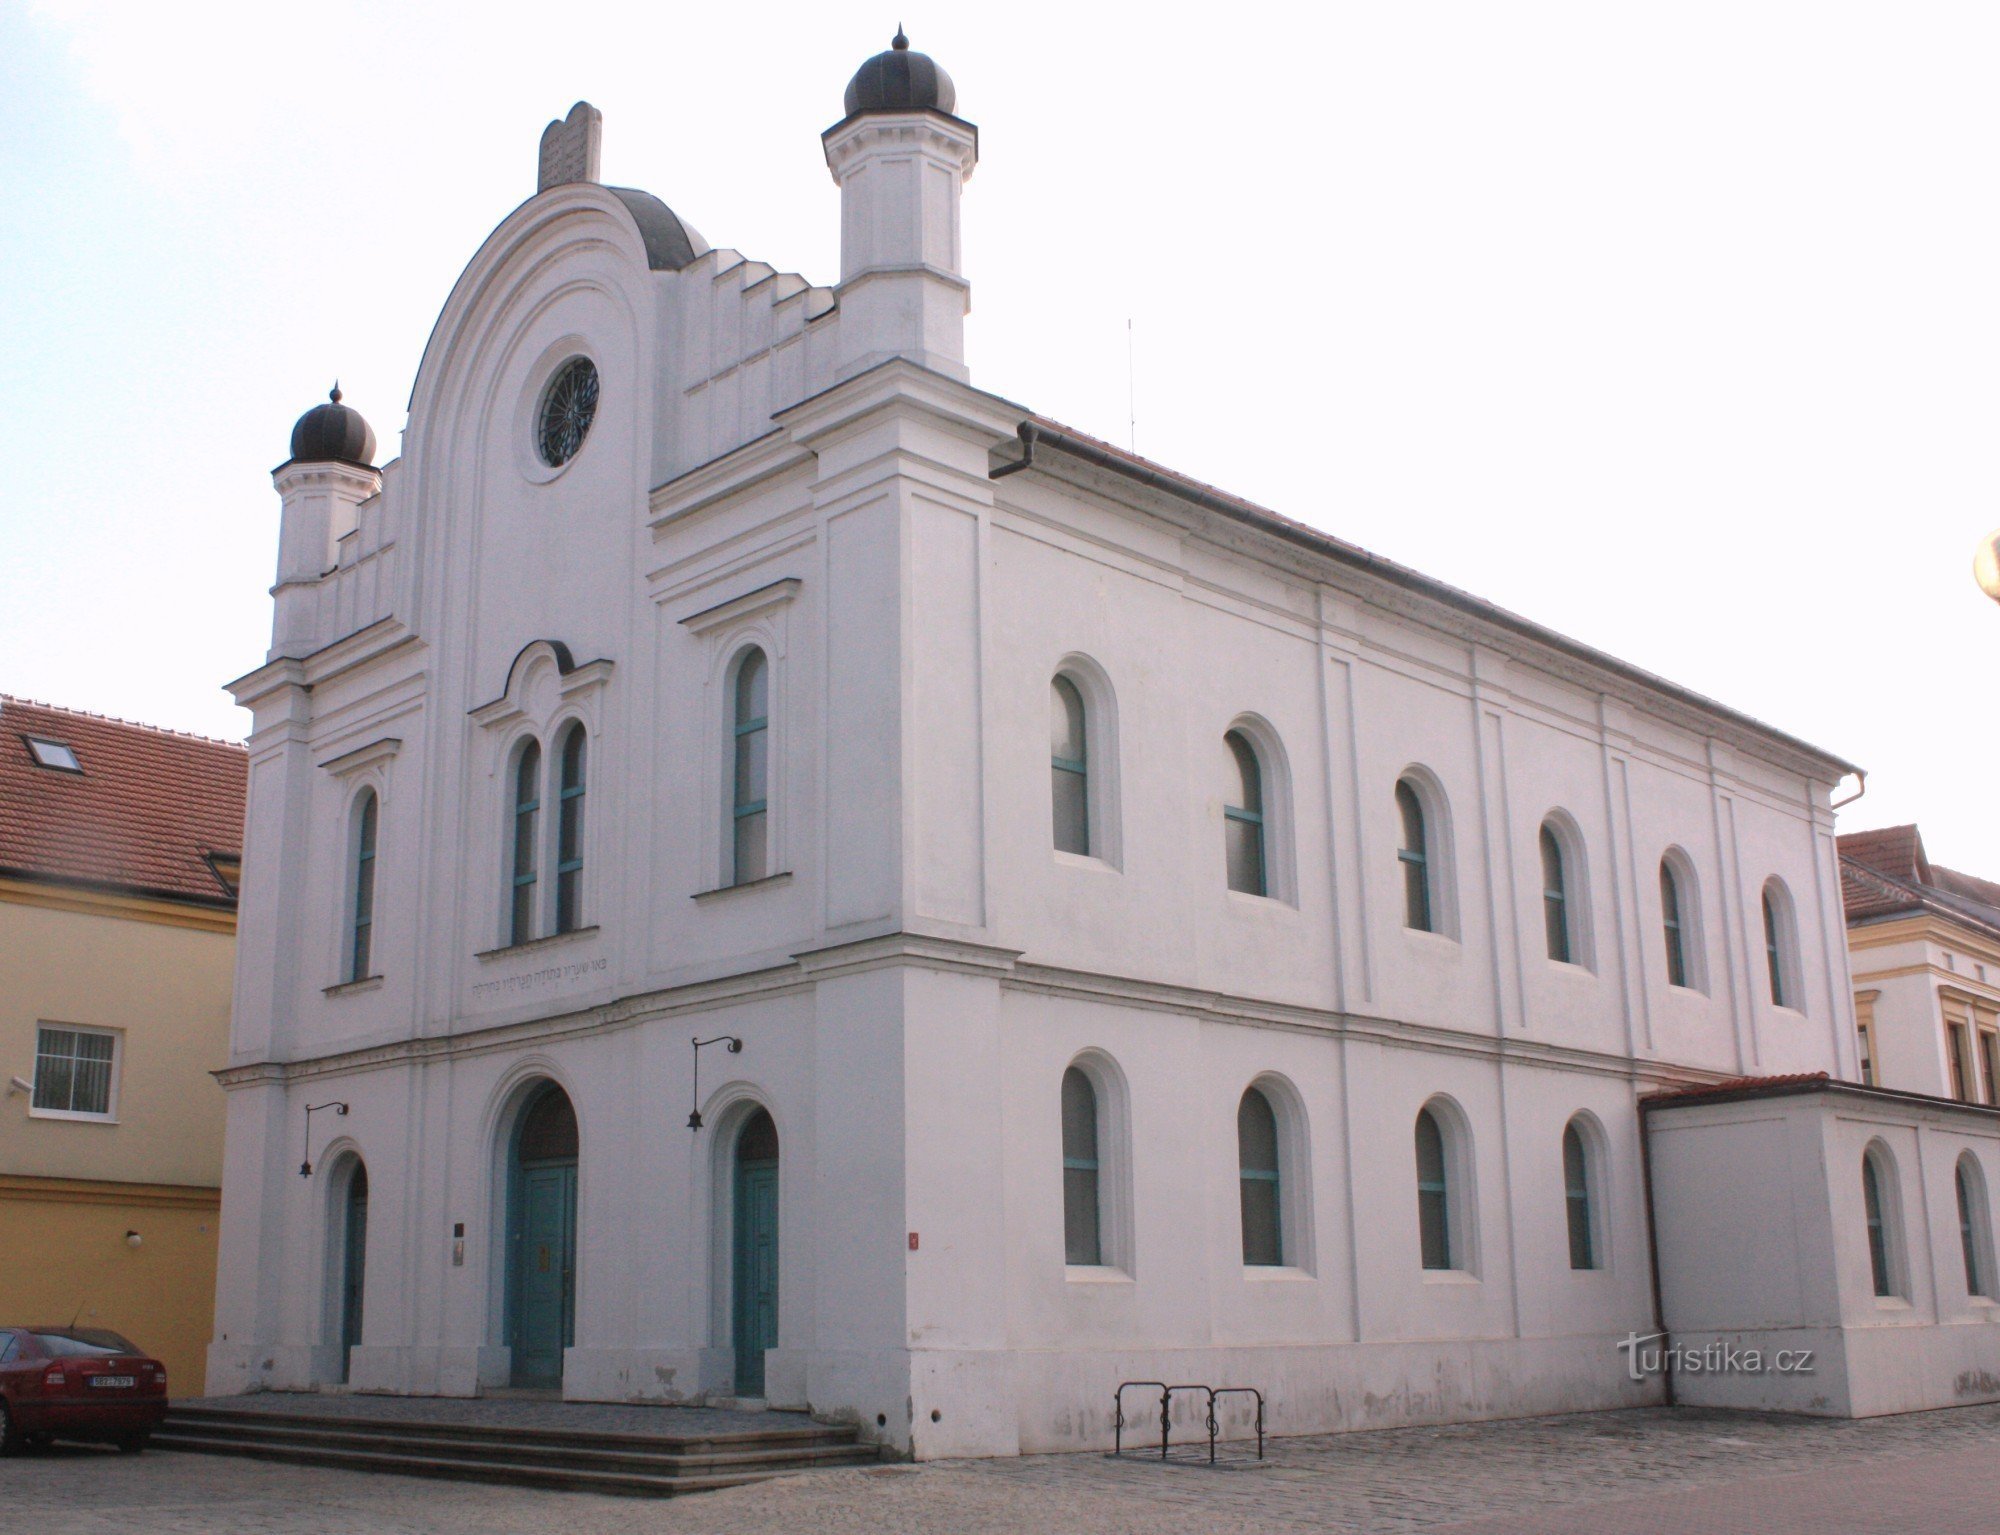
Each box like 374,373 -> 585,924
507,1083 -> 578,1388
336,1160 -> 367,1384
731,1108 -> 780,1397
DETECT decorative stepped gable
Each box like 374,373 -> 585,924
661,246 -> 838,483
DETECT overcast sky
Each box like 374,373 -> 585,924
4,2 -> 1996,873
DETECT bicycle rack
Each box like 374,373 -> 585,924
1113,1380 -> 1266,1464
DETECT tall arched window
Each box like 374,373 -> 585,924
1238,1087 -> 1283,1266
1541,822 -> 1571,963
555,726 -> 586,934
1416,1106 -> 1453,1270
1563,1119 -> 1598,1270
1862,1146 -> 1899,1298
348,789 -> 378,982
1222,730 -> 1266,896
1061,1067 -> 1101,1266
1051,675 -> 1089,857
1396,779 -> 1432,932
1660,859 -> 1688,988
509,740 -> 541,946
1959,1155 -> 1995,1300
1763,880 -> 1796,1009
732,649 -> 770,885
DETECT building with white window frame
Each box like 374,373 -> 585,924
208,36 -> 1998,1456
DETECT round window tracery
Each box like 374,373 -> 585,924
536,356 -> 599,467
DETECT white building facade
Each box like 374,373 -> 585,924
212,38 -> 1897,1456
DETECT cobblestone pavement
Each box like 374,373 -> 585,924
12,1402 -> 2000,1533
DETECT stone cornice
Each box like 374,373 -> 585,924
214,931 -> 1721,1093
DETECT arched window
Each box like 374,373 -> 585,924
1238,1087 -> 1283,1266
1541,822 -> 1571,964
1416,1106 -> 1454,1270
555,726 -> 586,934
1763,880 -> 1797,1009
348,789 -> 378,982
509,740 -> 541,946
1563,1119 -> 1598,1270
1959,1155 -> 1995,1300
732,649 -> 770,885
1862,1145 -> 1900,1299
1396,779 -> 1432,932
1223,730 -> 1266,896
1660,858 -> 1688,988
1051,675 -> 1090,857
1061,1067 -> 1101,1266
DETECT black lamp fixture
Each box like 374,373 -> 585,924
687,1036 -> 743,1131
300,1100 -> 350,1176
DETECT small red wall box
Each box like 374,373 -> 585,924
908,1232 -> 920,1251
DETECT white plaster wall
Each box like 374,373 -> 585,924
1648,1088 -> 2000,1417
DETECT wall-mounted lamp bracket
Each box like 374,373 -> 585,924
687,1036 -> 743,1131
300,1100 -> 350,1176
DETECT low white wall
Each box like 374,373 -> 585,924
1646,1080 -> 2000,1417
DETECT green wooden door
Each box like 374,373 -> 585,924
339,1169 -> 368,1383
732,1161 -> 779,1396
513,1163 -> 575,1387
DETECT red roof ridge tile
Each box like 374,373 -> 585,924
0,694 -> 246,753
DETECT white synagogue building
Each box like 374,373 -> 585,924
210,35 -> 2000,1455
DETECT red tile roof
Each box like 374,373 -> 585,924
0,695 -> 247,909
1838,824 -> 2000,943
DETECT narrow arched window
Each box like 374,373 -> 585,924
1660,859 -> 1688,988
1223,730 -> 1266,896
1563,1121 -> 1597,1270
1863,1149 -> 1896,1298
1763,882 -> 1792,1008
1959,1158 -> 1995,1299
1416,1107 -> 1452,1270
1397,780 -> 1432,932
1238,1087 -> 1283,1266
509,740 -> 541,946
555,726 -> 586,934
348,789 -> 378,982
732,649 -> 770,885
1541,823 -> 1571,964
1051,676 -> 1089,856
1061,1067 -> 1101,1266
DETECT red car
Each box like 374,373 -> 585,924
0,1327 -> 168,1454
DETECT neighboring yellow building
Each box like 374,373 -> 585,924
0,695 -> 245,1394
1841,824 -> 2000,1102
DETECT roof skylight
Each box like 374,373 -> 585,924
24,737 -> 81,773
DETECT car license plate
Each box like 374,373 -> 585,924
90,1376 -> 135,1389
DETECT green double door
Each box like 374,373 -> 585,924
338,1166 -> 368,1383
732,1158 -> 779,1396
512,1162 -> 577,1388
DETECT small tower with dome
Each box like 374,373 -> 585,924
824,30 -> 979,381
270,385 -> 379,660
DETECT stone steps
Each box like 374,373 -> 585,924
152,1404 -> 878,1497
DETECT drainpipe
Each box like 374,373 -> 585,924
989,421 -> 1039,479
1636,1093 -> 1675,1407
1831,771 -> 1868,811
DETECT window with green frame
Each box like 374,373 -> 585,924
1237,1087 -> 1283,1266
1223,730 -> 1265,896
732,649 -> 770,884
509,740 -> 541,946
555,726 -> 586,933
1050,675 -> 1089,856
1061,1066 -> 1102,1266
